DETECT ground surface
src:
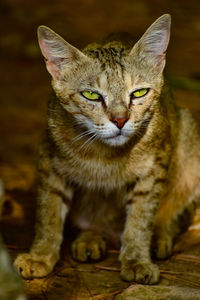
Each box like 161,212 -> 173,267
1,0 -> 200,299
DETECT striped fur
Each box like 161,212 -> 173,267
14,14 -> 200,284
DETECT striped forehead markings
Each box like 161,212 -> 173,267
85,47 -> 125,65
85,47 -> 126,90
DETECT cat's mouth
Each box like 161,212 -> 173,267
103,131 -> 130,146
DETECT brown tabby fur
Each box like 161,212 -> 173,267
14,14 -> 200,284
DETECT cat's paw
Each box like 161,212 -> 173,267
72,231 -> 106,262
14,253 -> 54,279
153,234 -> 173,259
120,261 -> 160,284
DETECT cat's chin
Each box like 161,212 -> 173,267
102,134 -> 130,147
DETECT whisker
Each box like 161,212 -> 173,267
78,133 -> 98,153
78,134 -> 96,151
83,134 -> 99,153
71,129 -> 95,144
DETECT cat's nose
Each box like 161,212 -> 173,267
111,117 -> 129,129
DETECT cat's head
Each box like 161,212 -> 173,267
38,14 -> 171,147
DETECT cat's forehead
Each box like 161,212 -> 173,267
63,42 -> 159,95
83,43 -> 150,84
81,44 -> 132,90
83,42 -> 126,65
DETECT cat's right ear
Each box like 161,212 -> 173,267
37,26 -> 89,80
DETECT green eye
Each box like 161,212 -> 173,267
131,88 -> 149,99
81,90 -> 102,101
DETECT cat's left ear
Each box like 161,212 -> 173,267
37,26 -> 90,80
130,14 -> 171,72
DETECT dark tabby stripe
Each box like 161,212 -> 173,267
154,178 -> 166,184
126,182 -> 136,191
134,191 -> 150,197
49,188 -> 71,206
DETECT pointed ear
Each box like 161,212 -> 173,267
37,26 -> 89,80
130,14 -> 171,72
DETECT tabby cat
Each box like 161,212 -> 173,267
14,14 -> 200,284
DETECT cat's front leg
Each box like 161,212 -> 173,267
14,151 -> 73,279
120,173 -> 165,284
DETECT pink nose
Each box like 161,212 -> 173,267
111,117 -> 128,129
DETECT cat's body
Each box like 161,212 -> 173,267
14,14 -> 200,284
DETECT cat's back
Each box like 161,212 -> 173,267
172,107 -> 200,192
177,108 -> 200,154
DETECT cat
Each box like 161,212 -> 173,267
14,14 -> 200,284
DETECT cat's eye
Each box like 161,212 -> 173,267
81,90 -> 102,101
131,88 -> 150,99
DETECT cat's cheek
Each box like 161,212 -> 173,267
79,102 -> 96,112
52,80 -> 66,95
61,103 -> 82,115
79,106 -> 106,126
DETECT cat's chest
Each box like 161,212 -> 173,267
54,154 -> 127,190
54,148 -> 154,191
